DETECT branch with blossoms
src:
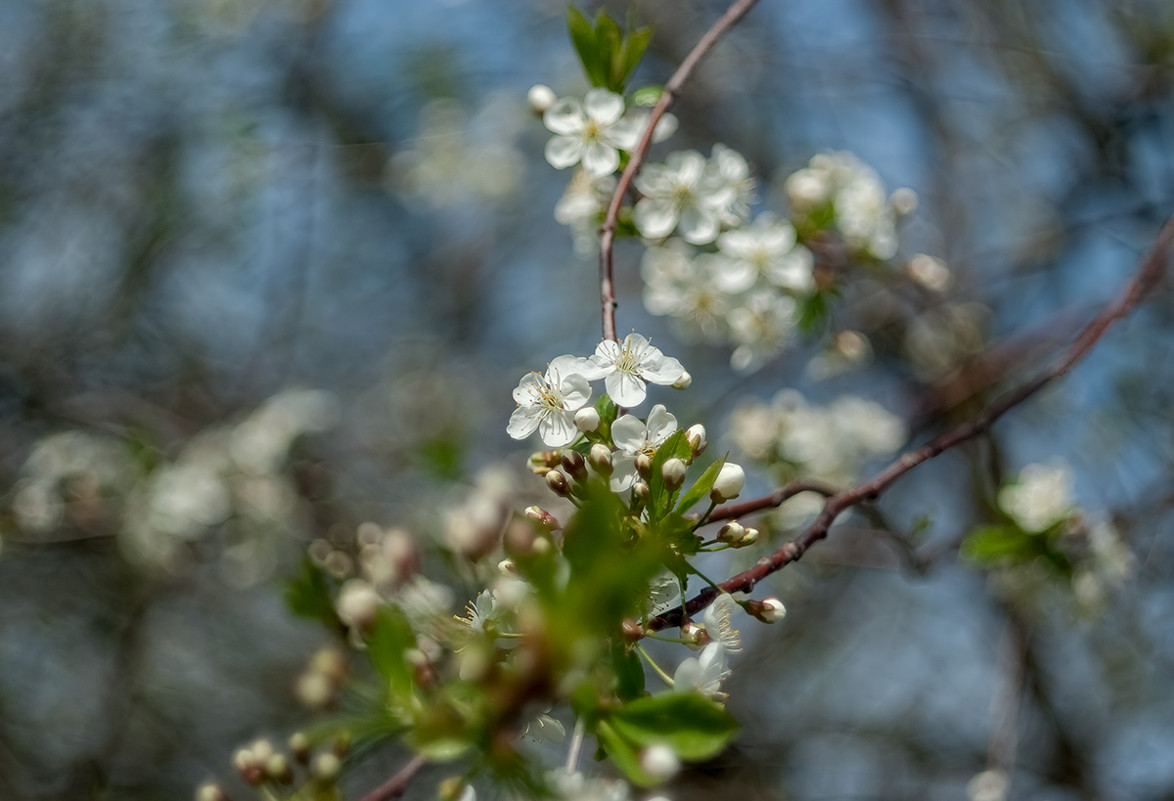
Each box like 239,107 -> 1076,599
648,208 -> 1174,630
194,2 -> 1169,801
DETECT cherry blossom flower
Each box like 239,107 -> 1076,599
582,333 -> 685,407
507,356 -> 592,447
703,593 -> 742,652
543,89 -> 636,177
715,213 -> 814,294
609,404 -> 677,492
673,641 -> 731,699
633,150 -> 735,244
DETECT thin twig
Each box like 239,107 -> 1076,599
649,212 -> 1174,630
597,0 -> 762,341
357,754 -> 428,801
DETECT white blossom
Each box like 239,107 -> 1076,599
728,291 -> 798,371
508,355 -> 593,447
642,244 -> 731,343
609,405 -> 678,492
543,89 -> 636,177
673,641 -> 731,699
633,149 -> 735,244
582,333 -> 684,408
998,462 -> 1075,532
703,593 -> 742,652
715,213 -> 814,294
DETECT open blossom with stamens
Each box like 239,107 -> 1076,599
581,333 -> 685,407
609,404 -> 677,492
673,641 -> 731,699
703,592 -> 742,652
543,89 -> 637,177
507,356 -> 592,447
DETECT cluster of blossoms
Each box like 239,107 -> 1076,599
8,389 -> 337,582
535,84 -> 936,373
984,462 -> 1136,611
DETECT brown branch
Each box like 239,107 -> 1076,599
649,211 -> 1174,630
698,478 -> 839,524
357,754 -> 427,801
597,0 -> 761,341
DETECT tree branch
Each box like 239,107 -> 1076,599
649,211 -> 1174,630
357,754 -> 427,801
597,0 -> 761,341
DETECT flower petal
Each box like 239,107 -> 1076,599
507,406 -> 543,440
581,142 -> 619,177
543,98 -> 584,135
512,372 -> 544,405
678,205 -> 720,245
539,411 -> 578,447
644,404 -> 678,444
559,373 -> 592,410
607,371 -> 648,408
641,355 -> 684,386
545,135 -> 584,170
633,197 -> 679,240
610,414 -> 648,454
583,88 -> 625,125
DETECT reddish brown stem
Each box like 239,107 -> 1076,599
598,0 -> 762,341
357,755 -> 427,801
649,211 -> 1174,631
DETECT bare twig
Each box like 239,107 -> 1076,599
358,754 -> 427,801
649,212 -> 1174,630
597,0 -> 761,341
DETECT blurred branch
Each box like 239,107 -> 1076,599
598,0 -> 761,342
357,754 -> 427,801
650,211 -> 1174,630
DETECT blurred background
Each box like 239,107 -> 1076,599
2,0 -> 1174,799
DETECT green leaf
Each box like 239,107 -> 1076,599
595,719 -> 660,787
595,12 -> 624,90
611,640 -> 646,701
646,430 -> 693,522
630,84 -> 664,107
567,5 -> 606,87
796,290 -> 831,335
961,524 -> 1042,563
284,559 -> 338,628
676,454 -> 727,515
616,26 -> 652,89
609,692 -> 739,760
367,607 -> 417,698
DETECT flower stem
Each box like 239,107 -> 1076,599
636,643 -> 675,687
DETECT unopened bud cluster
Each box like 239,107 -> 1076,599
224,730 -> 347,794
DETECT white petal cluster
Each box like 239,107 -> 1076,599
726,389 -> 906,486
633,146 -> 752,244
997,462 -> 1075,532
554,168 -> 616,255
581,333 -> 685,407
783,151 -> 905,259
508,356 -> 594,447
507,336 -> 686,447
543,89 -> 675,178
609,405 -> 678,491
673,641 -> 731,699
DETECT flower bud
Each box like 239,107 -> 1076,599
751,597 -> 787,623
312,752 -> 341,784
635,452 -> 654,480
336,579 -> 382,631
196,783 -> 230,801
498,558 -> 518,575
249,739 -> 274,764
661,457 -> 687,491
632,480 -> 650,503
739,527 -> 759,546
527,84 -> 557,114
640,743 -> 681,782
710,463 -> 745,502
289,732 -> 310,764
545,469 -> 571,497
685,424 -> 707,458
561,450 -> 587,482
574,406 -> 600,433
528,450 -> 561,475
672,370 -> 692,390
889,186 -> 918,217
588,443 -> 614,475
266,754 -> 294,785
233,748 -> 264,786
621,618 -> 644,643
680,621 -> 703,647
716,520 -> 745,544
524,506 -> 559,531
